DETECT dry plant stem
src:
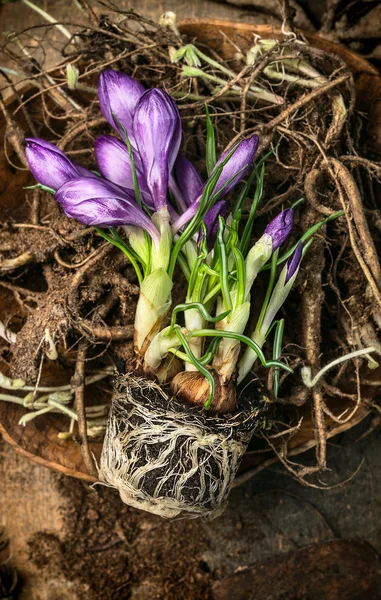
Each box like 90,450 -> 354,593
31,188 -> 41,225
266,74 -> 349,131
240,50 -> 280,134
58,118 -> 106,151
227,74 -> 349,150
301,208 -> 327,471
0,251 -> 34,271
0,93 -> 27,168
181,64 -> 252,110
72,340 -> 97,477
80,322 -> 134,342
68,244 -> 114,310
326,159 -> 381,310
304,169 -> 334,216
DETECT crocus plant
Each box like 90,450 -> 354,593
25,69 -> 310,413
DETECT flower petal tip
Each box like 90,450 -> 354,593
285,241 -> 303,283
264,208 -> 294,251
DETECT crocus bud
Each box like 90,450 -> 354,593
199,200 -> 227,250
174,156 -> 203,208
260,241 -> 303,334
98,70 -> 145,145
172,135 -> 258,234
211,135 -> 259,199
285,240 -> 303,283
264,208 -> 293,251
25,138 -> 93,191
238,242 -> 304,383
94,135 -> 153,207
244,209 -> 293,298
66,64 -> 79,90
134,88 -> 182,212
55,176 -> 160,243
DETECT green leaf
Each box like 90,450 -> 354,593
216,217 -> 233,313
240,162 -> 265,257
272,319 -> 285,399
174,328 -> 215,410
190,329 -> 293,374
169,301 -> 230,333
205,104 -> 216,176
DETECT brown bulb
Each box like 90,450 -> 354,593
144,355 -> 182,384
170,370 -> 236,414
155,355 -> 182,383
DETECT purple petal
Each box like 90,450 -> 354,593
55,177 -> 159,242
98,70 -> 145,145
285,241 -> 303,283
134,88 -> 182,211
172,135 -> 258,234
172,197 -> 199,234
25,138 -> 93,191
264,209 -> 293,251
209,134 -> 259,198
199,200 -> 227,250
174,156 -> 203,208
94,135 -> 153,208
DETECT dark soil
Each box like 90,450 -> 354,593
28,475 -> 212,600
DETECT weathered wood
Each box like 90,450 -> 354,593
212,540 -> 381,600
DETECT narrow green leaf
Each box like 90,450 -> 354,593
272,318 -> 285,399
240,163 -> 265,257
217,217 -> 233,313
174,328 -> 215,410
205,104 -> 217,176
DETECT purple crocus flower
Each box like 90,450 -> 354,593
25,138 -> 94,191
174,156 -> 203,208
173,134 -> 259,233
199,200 -> 227,250
211,135 -> 259,198
98,70 -> 145,146
55,177 -> 160,243
264,208 -> 293,251
133,88 -> 182,212
285,241 -> 303,283
94,135 -> 153,207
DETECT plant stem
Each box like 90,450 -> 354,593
21,0 -> 73,40
301,346 -> 378,388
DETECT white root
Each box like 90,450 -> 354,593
0,369 -> 113,435
301,346 -> 378,389
0,321 -> 17,344
99,374 -> 263,519
0,251 -> 34,271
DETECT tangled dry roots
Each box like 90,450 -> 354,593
0,3 -> 380,484
99,374 -> 266,518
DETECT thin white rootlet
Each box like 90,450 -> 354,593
99,375 -> 252,519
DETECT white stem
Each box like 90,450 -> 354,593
301,346 -> 378,389
21,0 -> 73,40
0,370 -> 112,392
